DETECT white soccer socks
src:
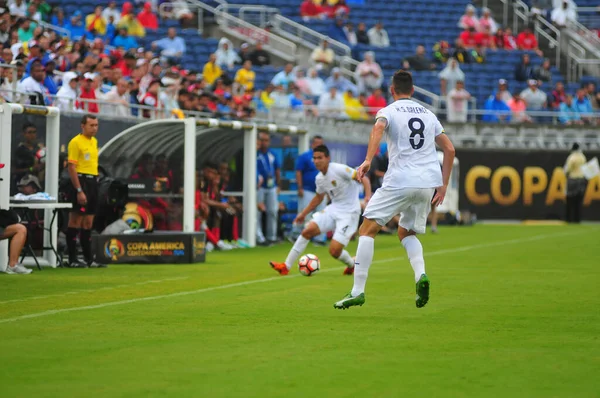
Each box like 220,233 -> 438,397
351,236 -> 375,297
337,250 -> 354,268
402,235 -> 425,282
285,235 -> 310,270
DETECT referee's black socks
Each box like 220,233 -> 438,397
66,227 -> 79,264
80,229 -> 92,263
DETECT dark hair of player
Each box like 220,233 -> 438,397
392,70 -> 414,95
81,114 -> 98,126
313,145 -> 330,157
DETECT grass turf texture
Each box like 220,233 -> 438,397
1,225 -> 599,398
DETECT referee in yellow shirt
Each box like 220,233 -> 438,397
66,115 -> 103,268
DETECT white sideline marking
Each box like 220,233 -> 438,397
0,276 -> 189,305
375,229 -> 584,262
0,229 -> 589,324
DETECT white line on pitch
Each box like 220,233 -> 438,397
0,276 -> 189,305
0,229 -> 589,324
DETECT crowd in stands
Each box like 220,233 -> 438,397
0,0 -> 598,126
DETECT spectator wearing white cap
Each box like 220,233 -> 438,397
446,80 -> 471,123
520,79 -> 548,111
237,43 -> 252,65
103,78 -> 131,117
458,4 -> 479,30
159,76 -> 180,115
477,7 -> 498,34
496,79 -> 513,103
79,72 -> 99,113
17,174 -> 42,195
55,71 -> 81,112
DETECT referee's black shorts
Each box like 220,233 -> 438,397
70,174 -> 98,215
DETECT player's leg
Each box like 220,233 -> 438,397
256,188 -> 267,244
271,211 -> 332,275
1,224 -> 31,274
329,214 -> 359,274
328,239 -> 354,269
335,188 -> 398,309
429,204 -> 438,234
67,211 -> 84,267
398,188 -> 435,308
81,178 -> 102,267
265,187 -> 279,242
312,192 -> 327,245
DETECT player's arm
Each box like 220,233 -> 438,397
433,133 -> 456,206
295,170 -> 303,197
361,176 -> 372,203
358,118 -> 386,180
295,192 -> 326,224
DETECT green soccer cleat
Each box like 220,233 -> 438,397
415,274 -> 430,308
333,293 -> 365,310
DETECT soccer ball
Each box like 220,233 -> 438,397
298,254 -> 320,276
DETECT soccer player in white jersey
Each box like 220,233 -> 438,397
270,145 -> 371,275
334,70 -> 455,310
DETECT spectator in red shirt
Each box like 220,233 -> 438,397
503,27 -> 518,50
550,81 -> 567,110
140,79 -> 160,118
459,27 -> 478,49
366,88 -> 387,116
78,73 -> 99,113
117,52 -> 136,77
327,0 -> 350,19
517,26 -> 543,56
137,2 -> 158,30
493,28 -> 505,49
300,0 -> 326,20
475,26 -> 494,48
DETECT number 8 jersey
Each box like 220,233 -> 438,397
375,99 -> 444,190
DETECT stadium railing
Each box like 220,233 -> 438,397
4,88 -> 598,131
578,7 -> 600,32
38,20 -> 72,39
167,0 -> 298,63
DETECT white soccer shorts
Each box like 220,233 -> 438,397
311,207 -> 360,246
362,187 -> 435,234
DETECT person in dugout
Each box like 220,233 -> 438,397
195,163 -> 237,251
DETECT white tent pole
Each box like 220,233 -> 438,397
298,131 -> 309,154
243,124 -> 257,247
0,104 -> 14,270
43,107 -> 60,267
182,118 -> 196,233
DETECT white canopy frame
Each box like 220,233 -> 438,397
98,118 -> 308,248
0,104 -> 60,268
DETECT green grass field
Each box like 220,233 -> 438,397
1,225 -> 599,398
